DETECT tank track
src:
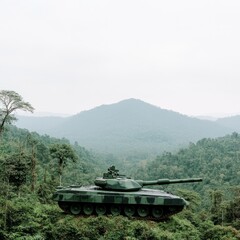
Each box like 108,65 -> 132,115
58,202 -> 184,221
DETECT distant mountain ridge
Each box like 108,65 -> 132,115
15,98 -> 237,156
216,116 -> 240,132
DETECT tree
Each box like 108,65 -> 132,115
3,152 -> 31,194
26,134 -> 38,192
0,90 -> 34,136
49,143 -> 78,185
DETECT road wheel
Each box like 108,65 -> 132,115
95,204 -> 107,215
70,204 -> 81,215
110,205 -> 121,216
124,205 -> 135,217
137,206 -> 149,217
83,203 -> 94,215
152,207 -> 163,219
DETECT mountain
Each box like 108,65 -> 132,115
216,115 -> 240,132
15,99 -> 234,156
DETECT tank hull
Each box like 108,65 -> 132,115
53,186 -> 187,220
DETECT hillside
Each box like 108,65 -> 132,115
1,127 -> 240,239
0,125 -> 108,186
130,132 -> 240,229
216,115 -> 240,132
15,99 -> 233,156
133,133 -> 240,189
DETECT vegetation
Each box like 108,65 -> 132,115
1,92 -> 240,239
132,133 -> 240,230
1,126 -> 240,239
49,143 -> 78,185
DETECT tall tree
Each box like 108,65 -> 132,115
25,134 -> 38,192
0,90 -> 34,136
49,143 -> 78,185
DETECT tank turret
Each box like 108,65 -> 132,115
94,166 -> 202,191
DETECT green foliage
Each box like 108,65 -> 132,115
202,224 -> 240,240
49,143 -> 78,185
3,152 -> 31,189
49,143 -> 78,171
134,133 -> 240,201
0,124 -> 110,237
176,189 -> 201,210
1,195 -> 60,239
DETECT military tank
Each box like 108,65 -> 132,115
52,166 -> 202,220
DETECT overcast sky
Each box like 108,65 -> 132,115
1,0 -> 240,117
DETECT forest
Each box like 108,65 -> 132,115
1,91 -> 240,239
1,128 -> 240,239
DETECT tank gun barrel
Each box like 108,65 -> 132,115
136,178 -> 202,186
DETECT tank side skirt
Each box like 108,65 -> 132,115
55,192 -> 185,206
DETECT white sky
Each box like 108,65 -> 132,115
1,0 -> 240,117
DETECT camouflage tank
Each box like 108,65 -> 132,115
52,166 -> 202,220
